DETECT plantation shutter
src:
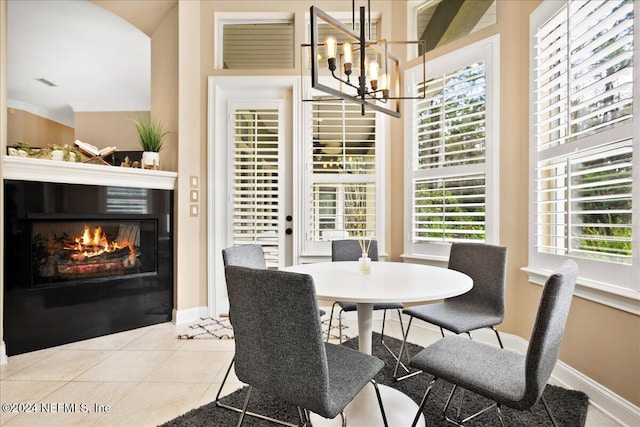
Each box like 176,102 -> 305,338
411,61 -> 487,243
535,0 -> 633,152
309,98 -> 377,241
533,0 -> 634,265
222,22 -> 294,69
232,106 -> 282,267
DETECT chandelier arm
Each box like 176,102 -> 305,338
330,69 -> 360,92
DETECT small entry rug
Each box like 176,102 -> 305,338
178,317 -> 347,341
178,317 -> 235,340
161,333 -> 588,426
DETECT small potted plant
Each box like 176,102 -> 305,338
132,116 -> 169,170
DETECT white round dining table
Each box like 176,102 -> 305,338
281,261 -> 473,427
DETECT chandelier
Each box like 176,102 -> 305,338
306,0 -> 425,118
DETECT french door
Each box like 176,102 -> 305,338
208,77 -> 296,315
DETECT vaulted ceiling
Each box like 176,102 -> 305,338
7,0 -> 175,127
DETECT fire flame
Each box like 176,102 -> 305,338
67,225 -> 129,261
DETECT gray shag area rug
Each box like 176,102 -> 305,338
161,333 -> 588,426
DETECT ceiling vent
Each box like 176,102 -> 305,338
35,77 -> 57,87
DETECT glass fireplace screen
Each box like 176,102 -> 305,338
30,219 -> 157,286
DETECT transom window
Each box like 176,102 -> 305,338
219,20 -> 294,69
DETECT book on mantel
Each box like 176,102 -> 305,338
74,139 -> 116,158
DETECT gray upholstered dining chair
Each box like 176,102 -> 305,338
327,239 -> 409,372
216,244 -> 326,425
225,265 -> 388,427
407,260 -> 578,426
221,244 -> 267,269
215,245 -> 270,423
394,242 -> 507,380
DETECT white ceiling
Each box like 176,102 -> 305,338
7,0 -> 151,127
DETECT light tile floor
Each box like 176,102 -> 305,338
0,315 -> 623,426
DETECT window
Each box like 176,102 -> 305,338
219,20 -> 294,69
405,36 -> 500,260
530,0 -> 638,304
309,98 -> 377,241
300,96 -> 383,257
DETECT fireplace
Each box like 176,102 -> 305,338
4,179 -> 173,356
30,218 -> 157,286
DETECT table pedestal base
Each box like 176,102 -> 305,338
309,384 -> 425,426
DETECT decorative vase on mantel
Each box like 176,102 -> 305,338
142,151 -> 160,170
132,116 -> 169,170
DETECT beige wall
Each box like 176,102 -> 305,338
151,6 -> 178,173
7,108 -> 74,148
74,111 -> 148,151
175,0 -> 204,311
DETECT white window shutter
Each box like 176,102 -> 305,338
232,108 -> 281,267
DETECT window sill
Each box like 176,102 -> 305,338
400,253 -> 449,267
521,266 -> 640,315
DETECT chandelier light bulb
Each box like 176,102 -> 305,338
325,37 -> 337,59
379,74 -> 389,90
368,61 -> 379,80
343,42 -> 353,64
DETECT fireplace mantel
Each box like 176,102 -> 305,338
3,156 -> 177,190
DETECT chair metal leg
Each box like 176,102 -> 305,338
340,411 -> 346,427
442,387 -> 499,427
491,326 -> 505,348
443,384 -> 503,426
540,394 -> 559,427
393,317 -> 423,381
236,385 -> 253,427
380,309 -> 410,374
338,308 -> 345,344
296,407 -> 310,426
326,302 -> 339,342
216,356 -> 301,427
215,356 -> 235,404
412,377 -> 437,427
496,404 -> 507,427
370,380 -> 389,427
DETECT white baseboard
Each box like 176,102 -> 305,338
0,341 -> 7,365
551,358 -> 640,427
172,306 -> 209,325
391,318 -> 640,427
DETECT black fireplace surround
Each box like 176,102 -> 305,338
4,180 -> 173,355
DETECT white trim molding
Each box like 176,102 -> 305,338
0,341 -> 8,365
523,266 -> 640,316
3,156 -> 177,190
172,306 -> 209,326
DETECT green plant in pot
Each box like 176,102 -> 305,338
132,116 -> 169,169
